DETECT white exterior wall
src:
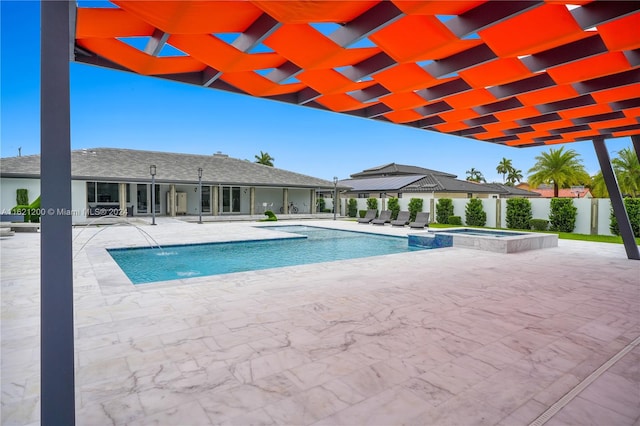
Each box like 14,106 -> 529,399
598,198 -> 614,236
71,180 -> 87,224
255,188 -> 281,213
0,178 -> 41,212
288,188 -> 312,214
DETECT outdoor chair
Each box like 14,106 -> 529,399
390,211 -> 410,227
409,212 -> 430,229
357,209 -> 377,224
372,210 -> 392,225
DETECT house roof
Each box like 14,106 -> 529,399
482,183 -> 542,197
402,174 -> 509,194
530,187 -> 592,198
339,175 -> 425,192
74,2 -> 640,147
0,148 -> 336,188
350,163 -> 456,178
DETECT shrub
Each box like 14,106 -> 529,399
366,197 -> 378,211
436,198 -> 454,224
448,216 -> 462,225
16,189 -> 28,206
530,219 -> 549,231
12,196 -> 41,223
260,210 -> 278,221
610,198 -> 640,237
347,199 -> 358,218
408,198 -> 423,222
465,198 -> 486,227
387,197 -> 400,220
506,198 -> 532,230
316,198 -> 326,212
358,210 -> 368,218
11,204 -> 30,222
549,198 -> 577,232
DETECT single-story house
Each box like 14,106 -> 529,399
0,148 -> 338,223
338,163 -> 540,200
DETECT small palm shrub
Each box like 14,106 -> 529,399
436,198 -> 454,224
408,198 -> 423,222
549,198 -> 577,232
465,198 -> 486,227
16,189 -> 29,206
506,198 -> 532,230
387,197 -> 400,220
260,210 -> 277,221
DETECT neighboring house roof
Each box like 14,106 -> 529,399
483,183 -> 541,197
0,148 -> 336,188
350,163 -> 456,179
402,175 -> 508,194
530,187 -> 592,198
339,175 -> 425,192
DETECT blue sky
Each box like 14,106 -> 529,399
1,1 -> 633,183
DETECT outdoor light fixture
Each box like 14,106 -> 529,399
150,164 -> 156,225
333,176 -> 338,221
198,167 -> 203,224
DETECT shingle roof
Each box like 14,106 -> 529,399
0,148 -> 336,188
482,183 -> 541,197
350,163 -> 456,178
402,175 -> 503,194
339,175 -> 425,192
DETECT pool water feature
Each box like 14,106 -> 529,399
108,225 -> 428,284
409,227 -> 557,253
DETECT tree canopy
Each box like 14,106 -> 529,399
254,151 -> 275,167
465,168 -> 486,182
527,147 -> 590,197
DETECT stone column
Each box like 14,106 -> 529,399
118,183 -> 127,217
250,187 -> 255,215
311,189 -> 316,214
283,188 -> 289,214
213,186 -> 219,216
169,184 -> 176,217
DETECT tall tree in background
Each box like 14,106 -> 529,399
496,157 -> 513,183
465,168 -> 486,182
527,147 -> 590,197
612,147 -> 640,197
254,151 -> 275,167
506,169 -> 523,186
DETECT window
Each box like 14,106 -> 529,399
87,182 -> 131,203
358,193 -> 369,198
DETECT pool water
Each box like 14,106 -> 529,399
108,225 -> 427,284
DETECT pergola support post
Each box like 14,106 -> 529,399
41,1 -> 76,424
593,137 -> 639,260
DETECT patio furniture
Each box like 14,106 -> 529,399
409,212 -> 430,229
357,209 -> 377,224
391,211 -> 410,227
372,210 -> 392,225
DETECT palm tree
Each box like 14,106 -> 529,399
527,147 -> 590,197
506,169 -> 523,186
496,157 -> 513,183
589,171 -> 608,198
465,168 -> 485,182
612,147 -> 640,197
254,151 -> 275,167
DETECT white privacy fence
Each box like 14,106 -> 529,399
336,197 -> 618,236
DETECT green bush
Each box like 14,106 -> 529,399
358,210 -> 368,218
408,198 -> 423,222
448,216 -> 462,225
260,210 -> 278,221
16,189 -> 29,206
465,198 -> 486,227
387,197 -> 400,220
366,197 -> 378,211
530,219 -> 549,231
549,198 -> 577,232
436,198 -> 454,224
347,199 -> 358,218
316,198 -> 326,212
610,198 -> 640,237
506,198 -> 532,230
11,196 -> 41,223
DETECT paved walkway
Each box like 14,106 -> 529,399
1,219 -> 638,425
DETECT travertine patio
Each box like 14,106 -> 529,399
1,219 -> 638,425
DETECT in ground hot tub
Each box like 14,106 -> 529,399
409,228 -> 558,253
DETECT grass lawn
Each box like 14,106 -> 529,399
427,223 -> 640,245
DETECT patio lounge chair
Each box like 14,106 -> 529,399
390,211 -> 410,227
409,212 -> 430,229
372,210 -> 392,225
357,209 -> 377,224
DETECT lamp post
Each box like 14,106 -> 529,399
198,167 -> 203,224
150,164 -> 156,225
333,176 -> 338,220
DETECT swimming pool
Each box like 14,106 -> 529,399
108,225 -> 427,284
